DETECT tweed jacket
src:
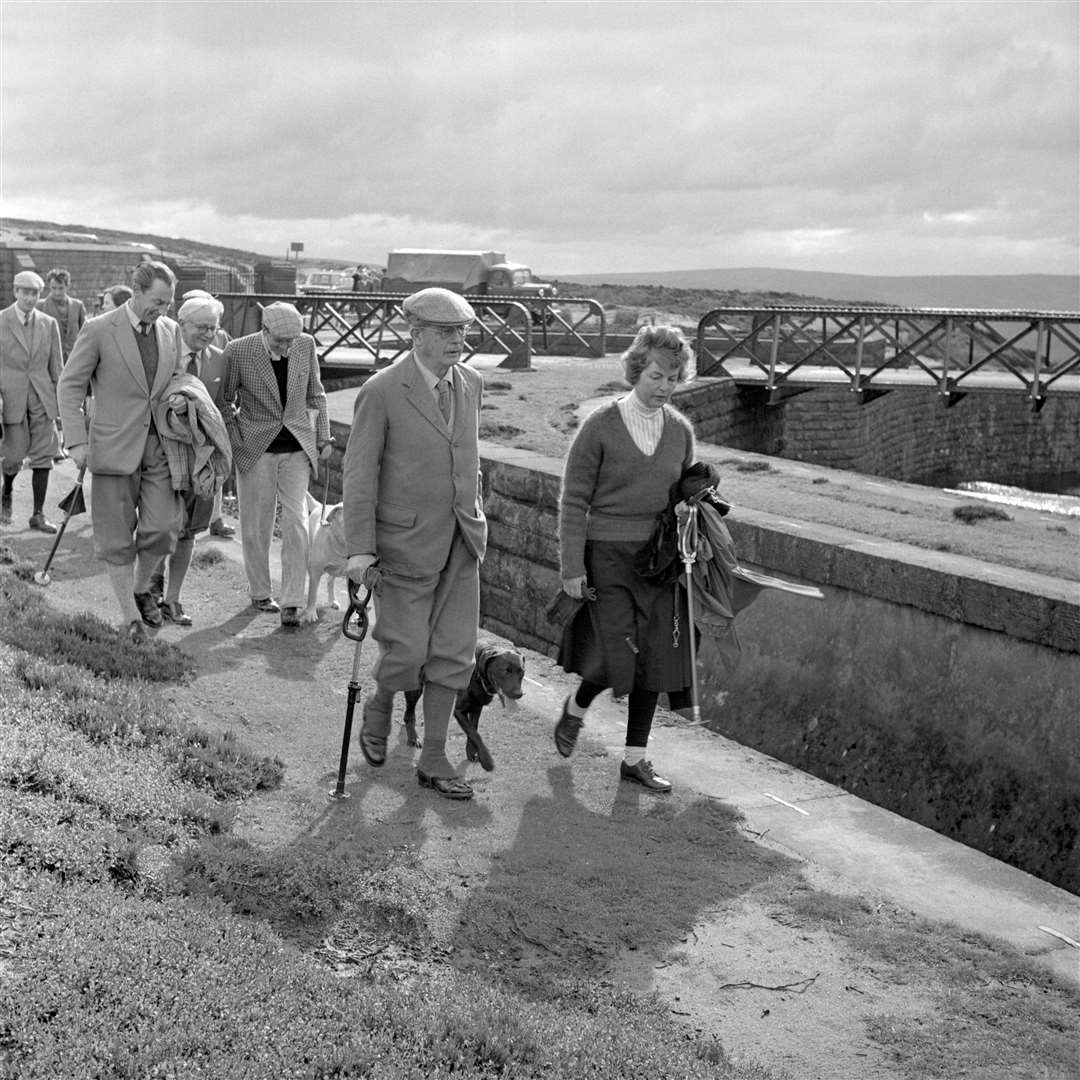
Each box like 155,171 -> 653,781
0,304 -> 63,423
57,305 -> 184,475
342,352 -> 487,578
36,294 -> 87,358
222,331 -> 329,474
153,372 -> 232,497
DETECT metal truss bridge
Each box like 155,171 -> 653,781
696,306 -> 1080,410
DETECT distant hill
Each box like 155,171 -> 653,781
555,267 -> 1080,313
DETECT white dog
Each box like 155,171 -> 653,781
301,493 -> 347,624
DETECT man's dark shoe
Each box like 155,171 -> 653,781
251,597 -> 280,614
280,606 -> 300,628
126,619 -> 147,643
134,592 -> 163,628
417,769 -> 474,800
209,518 -> 236,538
28,513 -> 58,534
358,696 -> 391,767
161,600 -> 192,626
619,758 -> 673,794
554,698 -> 583,758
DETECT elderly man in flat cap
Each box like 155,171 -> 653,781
57,260 -> 185,639
222,301 -> 332,627
343,287 -> 487,800
0,270 -> 64,530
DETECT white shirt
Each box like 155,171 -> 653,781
415,357 -> 455,427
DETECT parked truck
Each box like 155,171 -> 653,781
380,249 -> 556,300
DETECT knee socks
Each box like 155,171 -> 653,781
31,468 -> 48,515
417,681 -> 456,776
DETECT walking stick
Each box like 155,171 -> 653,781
330,579 -> 373,800
675,499 -> 702,724
33,463 -> 88,586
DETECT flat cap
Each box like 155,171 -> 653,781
261,301 -> 303,337
13,270 -> 45,290
402,287 -> 475,326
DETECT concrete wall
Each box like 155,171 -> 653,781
677,379 -> 1080,490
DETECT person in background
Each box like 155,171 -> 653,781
0,271 -> 64,531
37,267 -> 87,363
56,260 -> 184,640
553,324 -> 697,794
343,288 -> 487,801
179,288 -> 234,537
222,301 -> 332,627
149,295 -> 229,625
101,284 -> 134,312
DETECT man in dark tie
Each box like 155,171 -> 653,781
57,260 -> 185,640
36,267 -> 87,363
0,271 -> 64,530
343,288 -> 487,800
147,295 -> 230,626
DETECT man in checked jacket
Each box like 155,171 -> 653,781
222,302 -> 332,628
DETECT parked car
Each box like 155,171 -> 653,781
297,269 -> 354,294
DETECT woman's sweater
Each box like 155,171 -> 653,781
559,400 -> 695,580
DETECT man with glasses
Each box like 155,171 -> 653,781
343,288 -> 487,801
57,261 -> 185,639
222,301 -> 332,627
147,295 -> 230,626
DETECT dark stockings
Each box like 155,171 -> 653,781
31,468 -> 48,515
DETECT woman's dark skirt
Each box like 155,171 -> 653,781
558,539 -> 692,698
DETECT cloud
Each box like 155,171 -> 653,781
1,0 -> 1075,275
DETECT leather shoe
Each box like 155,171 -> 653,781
619,758 -> 673,794
126,619 -> 147,643
280,606 -> 300,627
251,597 -> 280,613
358,697 -> 390,767
554,698 -> 583,758
161,600 -> 192,626
209,518 -> 236,538
28,513 -> 58,534
417,769 -> 473,800
134,591 -> 163,628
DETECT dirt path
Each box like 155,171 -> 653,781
6,462 -> 1077,1080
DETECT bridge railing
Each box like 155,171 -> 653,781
696,306 -> 1080,409
219,292 -> 534,369
217,292 -> 607,370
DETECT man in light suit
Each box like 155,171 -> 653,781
0,270 -> 64,531
57,260 -> 184,641
344,288 -> 487,801
149,294 -> 230,626
222,301 -> 332,627
37,267 -> 88,363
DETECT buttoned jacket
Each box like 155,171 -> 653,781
36,294 -> 87,357
57,306 -> 184,475
182,342 -> 227,409
222,331 -> 329,474
342,352 -> 487,578
0,304 -> 63,423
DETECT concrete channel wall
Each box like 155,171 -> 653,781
321,413 -> 1079,894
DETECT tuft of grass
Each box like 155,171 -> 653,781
191,546 -> 226,569
811,476 -> 829,485
734,460 -> 777,474
0,569 -> 195,682
479,420 -> 525,440
485,379 -> 512,391
953,503 -> 1012,524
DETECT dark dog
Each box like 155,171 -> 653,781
402,643 -> 526,771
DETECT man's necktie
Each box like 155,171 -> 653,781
139,322 -> 152,336
186,351 -> 199,376
437,379 -> 451,424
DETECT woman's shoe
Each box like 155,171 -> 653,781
619,759 -> 673,793
554,698 -> 583,758
416,769 -> 473,800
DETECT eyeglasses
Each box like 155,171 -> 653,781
419,323 -> 470,338
190,323 -> 219,333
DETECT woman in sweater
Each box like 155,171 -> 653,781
554,324 -> 696,793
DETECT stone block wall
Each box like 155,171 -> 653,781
675,379 -> 1080,490
0,244 -> 147,311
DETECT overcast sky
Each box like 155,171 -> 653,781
2,0 -> 1077,277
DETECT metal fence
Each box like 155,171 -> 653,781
217,292 -> 607,370
696,306 -> 1080,409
